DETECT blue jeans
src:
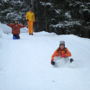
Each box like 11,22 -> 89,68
13,35 -> 20,40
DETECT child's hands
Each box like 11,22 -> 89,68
51,61 -> 55,65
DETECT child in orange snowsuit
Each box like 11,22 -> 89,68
51,41 -> 72,65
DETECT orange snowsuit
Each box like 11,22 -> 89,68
51,48 -> 71,61
26,11 -> 35,34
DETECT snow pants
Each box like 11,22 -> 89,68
27,21 -> 34,35
13,35 -> 20,40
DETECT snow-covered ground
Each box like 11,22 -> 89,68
0,24 -> 90,90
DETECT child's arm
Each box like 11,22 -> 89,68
65,48 -> 72,57
7,24 -> 14,28
32,13 -> 35,22
51,49 -> 59,61
19,24 -> 26,28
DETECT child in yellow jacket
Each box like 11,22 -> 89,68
26,10 -> 35,35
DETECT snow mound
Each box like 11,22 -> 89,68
0,24 -> 90,90
0,23 -> 12,34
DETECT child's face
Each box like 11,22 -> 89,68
29,10 -> 32,12
60,45 -> 65,49
15,21 -> 18,24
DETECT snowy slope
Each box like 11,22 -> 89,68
0,25 -> 90,90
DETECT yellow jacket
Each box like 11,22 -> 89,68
26,11 -> 35,22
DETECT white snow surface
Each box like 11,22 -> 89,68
0,24 -> 90,90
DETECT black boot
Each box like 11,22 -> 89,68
29,33 -> 33,35
70,58 -> 74,63
51,61 -> 55,65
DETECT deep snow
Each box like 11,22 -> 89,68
0,25 -> 90,90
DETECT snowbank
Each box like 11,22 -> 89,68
20,27 -> 28,33
0,23 -> 12,34
0,28 -> 3,38
0,24 -> 90,90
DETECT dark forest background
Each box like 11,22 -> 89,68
0,0 -> 90,38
